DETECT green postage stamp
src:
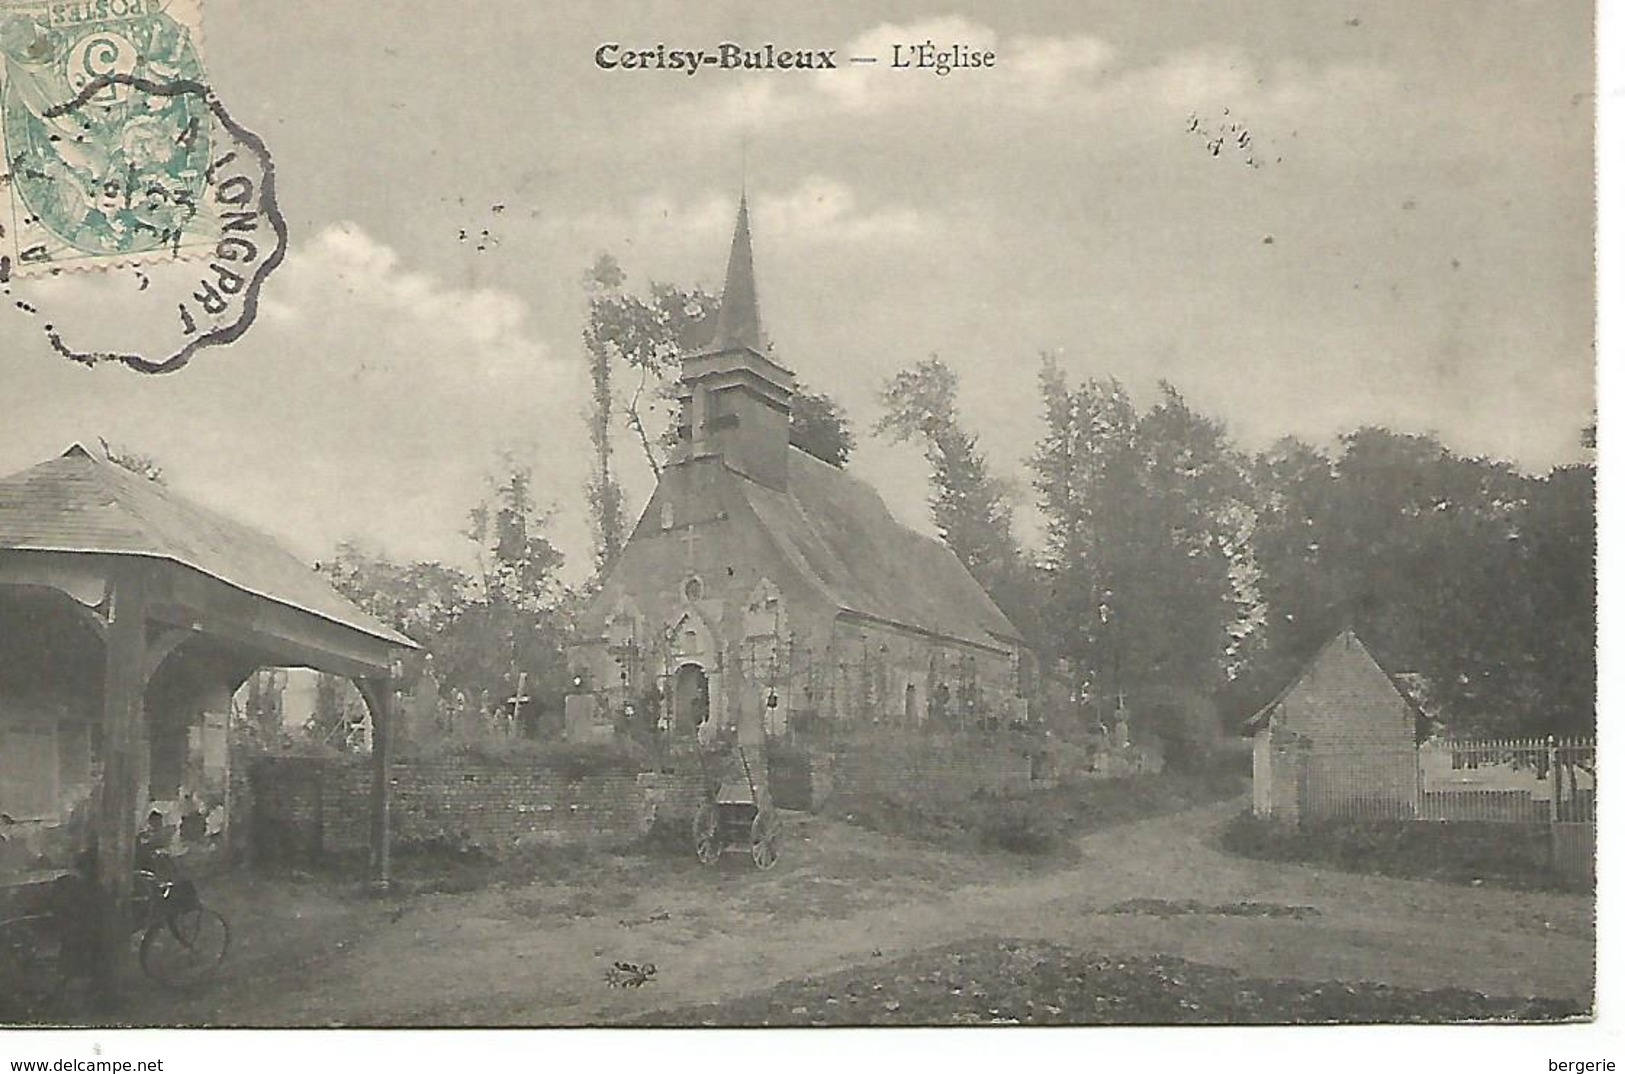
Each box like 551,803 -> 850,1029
0,0 -> 214,275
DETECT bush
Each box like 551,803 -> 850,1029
1134,687 -> 1221,774
970,799 -> 1066,855
1219,812 -> 1580,891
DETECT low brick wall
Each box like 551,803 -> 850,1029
829,728 -> 1037,803
249,755 -> 703,862
768,728 -> 1161,811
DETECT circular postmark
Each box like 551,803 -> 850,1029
1,71 -> 286,373
0,0 -> 286,373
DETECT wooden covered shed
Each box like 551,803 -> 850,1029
0,444 -> 415,990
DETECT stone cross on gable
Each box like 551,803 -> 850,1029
680,524 -> 701,568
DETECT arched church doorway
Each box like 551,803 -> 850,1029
673,663 -> 709,735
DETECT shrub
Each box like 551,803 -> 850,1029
1219,812 -> 1581,891
970,799 -> 1066,855
1134,687 -> 1221,774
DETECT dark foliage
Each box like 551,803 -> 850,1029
789,389 -> 856,467
1220,813 -> 1586,892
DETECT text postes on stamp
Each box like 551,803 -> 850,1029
0,0 -> 214,276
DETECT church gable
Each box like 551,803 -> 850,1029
577,453 -> 840,670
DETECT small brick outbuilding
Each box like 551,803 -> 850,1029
1245,629 -> 1422,822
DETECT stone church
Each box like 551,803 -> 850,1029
569,198 -> 1027,745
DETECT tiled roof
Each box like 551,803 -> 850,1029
737,449 -> 1022,653
0,446 -> 413,648
1243,628 -> 1422,731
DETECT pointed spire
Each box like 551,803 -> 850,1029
709,194 -> 763,353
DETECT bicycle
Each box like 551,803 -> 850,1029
130,867 -> 231,989
0,864 -> 230,1019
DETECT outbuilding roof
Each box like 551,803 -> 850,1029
1243,627 -> 1423,732
0,445 -> 413,648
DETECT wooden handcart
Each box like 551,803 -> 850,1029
691,742 -> 780,870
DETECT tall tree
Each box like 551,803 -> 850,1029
1242,436 -> 1346,712
875,356 -> 1040,644
582,255 -> 629,574
1130,384 -> 1265,692
1028,358 -> 1140,707
1030,367 -> 1262,723
875,357 -> 1017,582
321,459 -> 578,736
1516,464 -> 1595,735
1242,426 -> 1592,737
579,256 -> 857,519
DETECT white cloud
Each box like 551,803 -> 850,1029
0,224 -> 594,575
1004,33 -> 1117,96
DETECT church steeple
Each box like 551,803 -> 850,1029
674,190 -> 796,489
711,195 -> 763,353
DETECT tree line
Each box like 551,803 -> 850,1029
878,355 -> 1593,740
229,257 -> 1594,745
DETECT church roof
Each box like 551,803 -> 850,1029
706,195 -> 765,354
0,445 -> 414,648
735,449 -> 1023,653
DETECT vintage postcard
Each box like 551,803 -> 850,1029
0,0 -> 1606,1067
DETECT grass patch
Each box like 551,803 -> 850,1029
829,769 -> 1247,860
1219,812 -> 1590,893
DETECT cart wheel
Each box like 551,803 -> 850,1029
749,812 -> 779,871
693,802 -> 721,865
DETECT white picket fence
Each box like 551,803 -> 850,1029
1296,736 -> 1595,822
1290,735 -> 1595,882
1417,737 -> 1594,824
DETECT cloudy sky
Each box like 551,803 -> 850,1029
0,0 -> 1596,578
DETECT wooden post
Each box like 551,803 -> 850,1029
1547,734 -> 1560,872
93,562 -> 149,1000
1412,745 -> 1421,819
361,665 -> 399,893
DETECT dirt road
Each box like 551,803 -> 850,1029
114,798 -> 1594,1026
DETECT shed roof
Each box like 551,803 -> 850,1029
1243,628 -> 1422,732
736,448 -> 1022,654
0,445 -> 413,648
